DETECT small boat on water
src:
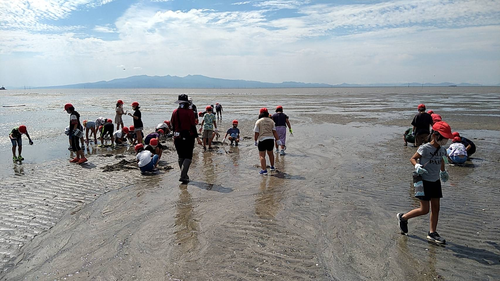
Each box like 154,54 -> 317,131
0,86 -> 6,90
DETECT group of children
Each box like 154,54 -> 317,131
404,104 -> 476,164
9,99 -> 294,177
397,103 -> 478,245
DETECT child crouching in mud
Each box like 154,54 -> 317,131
397,121 -> 453,244
135,143 -> 158,174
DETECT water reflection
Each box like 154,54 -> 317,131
13,163 -> 24,176
174,185 -> 199,252
201,152 -> 216,184
255,176 -> 284,220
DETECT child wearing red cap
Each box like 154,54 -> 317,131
199,106 -> 217,150
223,120 -> 240,146
272,105 -> 292,155
452,132 -> 476,158
397,121 -> 453,244
99,119 -> 115,147
447,137 -> 467,164
411,104 -> 433,146
145,137 -> 162,163
215,102 -> 223,119
128,102 -> 144,145
135,143 -> 159,174
254,108 -> 282,175
113,126 -> 129,145
115,100 -> 126,131
9,125 -> 33,161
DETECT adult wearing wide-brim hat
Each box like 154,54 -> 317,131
171,94 -> 202,183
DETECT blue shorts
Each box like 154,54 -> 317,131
11,138 -> 22,146
140,154 -> 159,172
450,155 -> 467,164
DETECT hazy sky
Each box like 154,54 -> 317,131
1,0 -> 500,87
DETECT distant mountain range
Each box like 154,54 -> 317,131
33,74 -> 493,89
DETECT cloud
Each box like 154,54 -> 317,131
0,0 -> 115,31
1,0 -> 499,86
94,25 -> 116,33
254,0 -> 310,10
232,1 -> 250,5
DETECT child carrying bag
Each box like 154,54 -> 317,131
413,146 -> 440,198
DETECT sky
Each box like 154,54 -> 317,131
1,0 -> 500,88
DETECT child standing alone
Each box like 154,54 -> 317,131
397,121 -> 453,244
199,105 -> 217,150
9,125 -> 33,161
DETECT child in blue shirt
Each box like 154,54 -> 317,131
223,120 -> 240,146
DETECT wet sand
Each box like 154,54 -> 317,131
1,88 -> 500,280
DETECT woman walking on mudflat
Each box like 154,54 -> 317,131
171,94 -> 202,184
254,107 -> 282,175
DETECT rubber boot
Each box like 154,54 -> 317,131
180,159 -> 191,183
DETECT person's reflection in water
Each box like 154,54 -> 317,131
174,186 -> 199,252
13,164 -> 24,176
255,176 -> 284,220
202,152 -> 216,185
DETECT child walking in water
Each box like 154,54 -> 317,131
254,108 -> 282,175
272,105 -> 292,155
9,125 -> 33,161
397,121 -> 453,244
115,100 -> 126,131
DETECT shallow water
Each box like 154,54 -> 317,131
1,87 -> 500,280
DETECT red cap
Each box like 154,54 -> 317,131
276,105 -> 283,112
64,103 -> 73,111
198,111 -> 203,117
122,127 -> 129,133
432,121 -> 453,139
232,119 -> 238,124
452,132 -> 460,138
98,125 -> 103,131
131,101 -> 139,107
18,125 -> 27,134
418,104 -> 426,110
427,110 -> 434,114
134,143 -> 144,152
107,119 -> 112,123
117,100 -> 123,104
452,136 -> 461,143
150,138 -> 159,146
129,125 -> 135,131
260,107 -> 268,114
206,105 -> 212,111
432,114 -> 442,123
157,129 -> 164,135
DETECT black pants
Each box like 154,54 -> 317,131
174,137 -> 195,159
71,136 -> 81,152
